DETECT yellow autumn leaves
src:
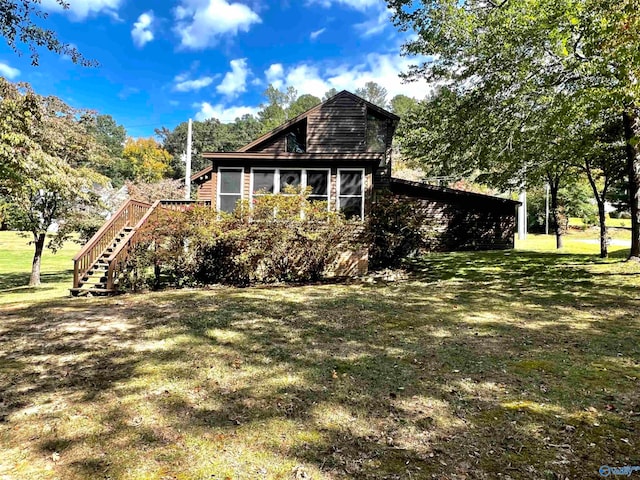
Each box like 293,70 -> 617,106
122,137 -> 172,182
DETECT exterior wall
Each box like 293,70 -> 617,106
391,193 -> 517,251
307,95 -> 366,154
196,177 -> 213,202
246,133 -> 286,153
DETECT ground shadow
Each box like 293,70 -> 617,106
1,248 -> 639,479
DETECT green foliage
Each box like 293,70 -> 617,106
0,77 -> 107,284
322,88 -> 339,101
288,94 -> 321,118
368,190 -> 427,268
84,114 -> 129,186
0,0 -> 95,66
124,190 -> 361,289
387,0 -> 640,254
527,183 -> 597,232
0,198 -> 28,230
156,115 -> 261,178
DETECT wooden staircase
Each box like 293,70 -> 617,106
71,199 -> 210,296
71,226 -> 134,295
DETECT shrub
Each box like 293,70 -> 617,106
121,188 -> 362,289
368,190 -> 430,269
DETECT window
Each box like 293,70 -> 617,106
285,122 -> 307,153
252,169 -> 275,196
306,170 -> 329,204
338,169 -> 365,220
250,168 -> 330,207
366,112 -> 387,152
217,168 -> 243,213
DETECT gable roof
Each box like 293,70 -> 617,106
237,90 -> 400,153
191,165 -> 213,183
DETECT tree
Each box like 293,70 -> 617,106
121,138 -> 172,182
157,117 -> 252,178
226,114 -> 262,149
90,114 -> 126,157
0,0 -> 94,66
387,0 -> 640,257
579,117 -> 627,257
288,94 -> 321,118
322,88 -> 339,101
84,114 -> 129,186
0,78 -> 104,285
355,81 -> 388,108
390,94 -> 418,118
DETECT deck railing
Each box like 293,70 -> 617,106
160,199 -> 212,211
72,199 -> 151,288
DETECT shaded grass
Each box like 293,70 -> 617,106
0,233 -> 639,478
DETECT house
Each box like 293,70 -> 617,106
71,91 -> 518,295
191,90 -> 518,250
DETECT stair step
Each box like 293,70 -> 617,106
81,282 -> 108,289
70,287 -> 116,297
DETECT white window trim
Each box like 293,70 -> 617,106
337,168 -> 366,220
249,167 -> 331,210
217,167 -> 244,213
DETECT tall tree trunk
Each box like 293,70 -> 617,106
596,200 -> 608,258
584,161 -> 609,258
29,233 -> 46,286
549,182 -> 563,249
622,110 -> 640,259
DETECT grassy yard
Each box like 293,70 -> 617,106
0,231 -> 79,304
0,230 -> 639,479
568,217 -> 632,229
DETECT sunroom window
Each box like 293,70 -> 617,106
251,168 -> 329,207
218,168 -> 243,213
338,169 -> 365,220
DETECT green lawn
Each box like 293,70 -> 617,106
0,230 -> 639,479
568,216 -> 632,229
0,231 -> 79,304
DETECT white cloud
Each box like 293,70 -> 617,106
40,0 -> 122,20
174,0 -> 261,50
0,62 -> 20,79
217,58 -> 250,97
174,76 -> 215,92
309,0 -> 381,11
195,102 -> 259,123
265,63 -> 284,89
310,27 -> 326,40
266,53 -> 433,100
131,11 -> 154,48
355,7 -> 391,37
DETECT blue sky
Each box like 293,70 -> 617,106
0,0 -> 432,138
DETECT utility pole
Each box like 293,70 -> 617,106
544,182 -> 550,235
185,119 -> 192,200
518,189 -> 527,240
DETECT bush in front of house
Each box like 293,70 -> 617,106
119,188 -> 362,289
368,190 -> 431,269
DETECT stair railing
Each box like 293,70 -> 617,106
105,199 -> 214,290
105,200 -> 163,290
72,199 -> 151,288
